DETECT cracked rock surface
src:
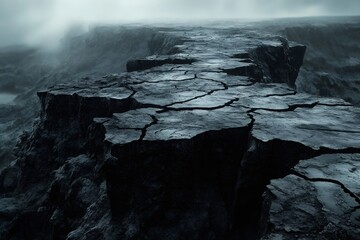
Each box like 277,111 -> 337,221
0,27 -> 359,240
263,154 -> 360,240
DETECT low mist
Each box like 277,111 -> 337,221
1,0 -> 360,48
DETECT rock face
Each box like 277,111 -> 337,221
249,40 -> 306,87
126,57 -> 196,72
0,26 -> 183,169
0,26 -> 359,240
284,21 -> 360,105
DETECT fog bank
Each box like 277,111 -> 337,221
1,0 -> 360,47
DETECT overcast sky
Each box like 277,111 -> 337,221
1,0 -> 360,47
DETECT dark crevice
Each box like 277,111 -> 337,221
227,81 -> 258,87
206,78 -> 228,89
195,75 -> 228,89
237,100 -> 352,115
317,103 -> 353,107
127,58 -> 197,72
231,101 -> 320,114
287,101 -> 319,111
107,119 -> 253,240
158,97 -> 239,113
253,91 -> 297,98
247,113 -> 256,127
248,101 -> 319,113
351,205 -> 360,213
159,74 -> 257,109
231,53 -> 251,59
197,76 -> 258,89
198,70 -> 224,74
139,115 -> 159,141
126,86 -> 137,99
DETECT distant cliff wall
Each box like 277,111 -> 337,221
284,23 -> 360,105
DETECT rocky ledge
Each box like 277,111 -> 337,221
0,28 -> 359,240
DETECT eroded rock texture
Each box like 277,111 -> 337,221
0,27 -> 359,240
262,154 -> 360,240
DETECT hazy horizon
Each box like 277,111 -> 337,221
1,0 -> 360,47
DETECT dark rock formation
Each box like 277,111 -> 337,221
249,40 -> 306,87
0,26 -> 359,240
283,21 -> 360,105
126,57 -> 196,72
0,26 -> 183,169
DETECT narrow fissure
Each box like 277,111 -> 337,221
139,114 -> 159,140
290,169 -> 360,205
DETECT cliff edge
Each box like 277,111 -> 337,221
0,27 -> 359,240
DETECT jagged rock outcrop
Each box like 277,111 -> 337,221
0,26 -> 184,170
283,21 -> 360,105
126,56 -> 196,72
0,26 -> 359,240
248,40 -> 306,87
233,104 -> 360,239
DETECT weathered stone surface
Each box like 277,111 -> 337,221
196,72 -> 253,87
144,107 -> 251,141
252,105 -> 360,150
94,111 -> 154,145
131,78 -> 224,107
263,154 -> 360,240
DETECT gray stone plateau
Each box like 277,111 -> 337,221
0,27 -> 359,240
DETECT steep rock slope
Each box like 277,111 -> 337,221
0,26 -> 182,169
283,19 -> 360,105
